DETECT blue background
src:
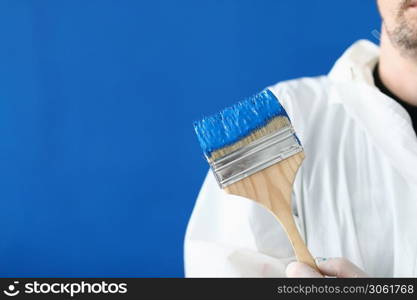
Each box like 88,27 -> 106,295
0,0 -> 380,277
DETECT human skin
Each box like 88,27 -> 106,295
377,0 -> 417,106
286,258 -> 368,278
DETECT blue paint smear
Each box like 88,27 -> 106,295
193,89 -> 289,155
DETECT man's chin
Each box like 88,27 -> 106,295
402,12 -> 417,36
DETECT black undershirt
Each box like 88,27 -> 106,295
373,64 -> 417,134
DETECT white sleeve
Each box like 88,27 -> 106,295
184,170 -> 297,277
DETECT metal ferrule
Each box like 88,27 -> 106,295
208,126 -> 303,188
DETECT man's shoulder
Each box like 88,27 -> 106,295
267,75 -> 350,147
269,75 -> 330,105
267,75 -> 334,125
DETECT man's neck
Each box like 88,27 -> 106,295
378,26 -> 417,106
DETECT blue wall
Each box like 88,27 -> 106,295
0,0 -> 380,277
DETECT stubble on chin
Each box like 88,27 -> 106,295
387,0 -> 417,56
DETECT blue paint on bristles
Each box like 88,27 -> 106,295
193,89 -> 290,156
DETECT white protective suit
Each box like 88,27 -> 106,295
184,40 -> 417,277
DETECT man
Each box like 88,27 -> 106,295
185,0 -> 417,277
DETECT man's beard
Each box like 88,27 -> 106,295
386,0 -> 417,54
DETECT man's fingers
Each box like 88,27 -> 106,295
286,258 -> 369,278
316,257 -> 368,278
285,261 -> 324,278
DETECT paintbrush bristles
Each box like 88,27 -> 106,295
194,89 -> 289,156
194,88 -> 303,189
208,116 -> 291,161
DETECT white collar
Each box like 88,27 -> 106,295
328,39 -> 412,125
327,40 -> 417,185
329,39 -> 379,86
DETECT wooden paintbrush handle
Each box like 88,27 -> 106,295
273,205 -> 319,271
225,152 -> 321,274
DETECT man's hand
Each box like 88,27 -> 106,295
286,257 -> 368,278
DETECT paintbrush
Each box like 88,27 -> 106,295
194,89 -> 319,272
